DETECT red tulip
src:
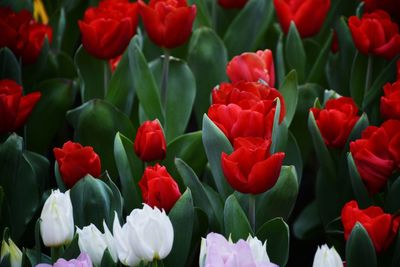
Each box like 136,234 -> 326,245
134,119 -> 167,162
218,0 -> 248,9
341,200 -> 400,253
0,79 -> 41,133
348,10 -> 400,60
139,163 -> 181,212
0,7 -> 32,51
226,49 -> 275,87
138,0 -> 196,49
311,97 -> 360,148
381,81 -> 400,120
273,0 -> 331,38
221,137 -> 285,194
79,0 -> 139,59
109,54 -> 122,72
363,0 -> 400,22
53,141 -> 102,188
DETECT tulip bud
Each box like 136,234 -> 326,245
77,222 -> 117,265
40,190 -> 74,247
312,244 -> 343,267
0,239 -> 22,267
246,235 -> 271,264
134,120 -> 167,162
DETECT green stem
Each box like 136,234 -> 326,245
51,246 -> 63,263
161,50 -> 170,110
104,60 -> 110,97
364,55 -> 373,93
211,0 -> 217,31
249,194 -> 256,232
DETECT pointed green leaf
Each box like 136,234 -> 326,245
347,153 -> 372,208
279,70 -> 298,126
0,47 -> 21,83
285,23 -> 306,83
224,194 -> 252,242
346,223 -> 377,267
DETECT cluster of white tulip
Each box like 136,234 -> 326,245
39,190 -> 174,266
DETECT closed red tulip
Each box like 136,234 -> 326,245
341,200 -> 400,253
53,141 -> 102,188
79,0 -> 139,59
0,79 -> 41,133
139,163 -> 181,212
138,0 -> 196,49
0,7 -> 32,51
273,0 -> 331,38
221,137 -> 285,194
218,0 -> 248,9
134,119 -> 167,162
381,81 -> 400,120
311,97 -> 360,148
349,10 -> 400,60
226,49 -> 275,87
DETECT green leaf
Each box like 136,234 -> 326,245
128,36 -> 164,123
285,23 -> 306,83
347,153 -> 372,208
100,249 -> 116,267
385,176 -> 400,213
165,189 -> 194,267
174,158 -> 223,231
0,47 -> 21,83
62,234 -> 80,260
26,79 -> 76,154
23,151 -> 50,195
349,52 -> 368,107
224,194 -> 252,242
284,131 -> 303,183
149,58 -> 196,141
256,166 -> 298,227
346,223 -> 377,267
293,201 -> 323,240
307,32 -> 334,84
100,172 -> 123,223
66,99 -> 135,180
271,98 -> 288,153
276,33 -> 286,87
390,231 -> 400,267
223,0 -> 274,57
187,27 -> 228,125
113,132 -> 143,213
188,0 -> 211,27
74,45 -> 106,102
54,162 -> 67,192
202,115 -> 233,199
256,218 -> 289,267
49,8 -> 66,51
279,70 -> 298,126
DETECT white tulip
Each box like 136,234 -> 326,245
77,222 -> 117,265
0,239 -> 22,267
312,244 -> 343,267
113,214 -> 140,267
40,190 -> 74,247
246,235 -> 271,264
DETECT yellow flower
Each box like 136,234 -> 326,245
33,0 -> 48,24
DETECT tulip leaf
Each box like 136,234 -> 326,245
149,57 -> 196,141
66,99 -> 135,179
390,231 -> 400,267
74,45 -> 107,102
62,234 -> 80,260
165,189 -> 194,267
175,158 -> 223,231
202,114 -> 233,199
256,218 -> 289,267
224,194 -> 253,242
349,52 -> 368,107
285,23 -> 306,83
293,201 -> 323,240
343,113 -> 369,154
223,0 -> 274,57
26,79 -> 76,154
128,36 -> 164,123
279,70 -> 298,127
100,172 -> 123,222
385,176 -> 400,213
347,153 -> 372,209
346,223 -> 377,267
162,131 -> 207,191
271,98 -> 288,153
23,151 -> 50,195
256,166 -> 298,227
0,134 -> 40,241
188,27 -> 228,125
307,31 -> 334,84
188,0 -> 211,27
54,162 -> 67,192
49,8 -> 66,51
0,47 -> 21,83
100,249 -> 116,267
106,43 -> 135,115
113,132 -> 143,213
276,33 -> 286,87
25,249 -> 52,266
284,131 -> 303,183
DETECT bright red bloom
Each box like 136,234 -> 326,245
211,81 -> 285,122
138,0 -> 196,49
341,200 -> 400,253
79,0 -> 139,59
218,0 -> 248,9
311,97 -> 360,148
348,10 -> 400,60
0,79 -> 41,133
273,0 -> 331,38
221,137 -> 285,194
226,49 -> 275,87
381,81 -> 400,120
134,120 -> 167,162
0,7 -> 32,51
139,163 -> 181,212
53,141 -> 102,188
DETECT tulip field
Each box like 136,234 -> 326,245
1,0 -> 400,266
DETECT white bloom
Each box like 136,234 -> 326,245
77,222 -> 117,265
40,190 -> 74,247
312,244 -> 343,267
1,239 -> 22,267
246,235 -> 271,264
113,214 -> 140,267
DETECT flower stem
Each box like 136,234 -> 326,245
249,194 -> 256,232
104,60 -> 110,97
51,246 -> 63,263
364,55 -> 373,93
161,49 -> 170,111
